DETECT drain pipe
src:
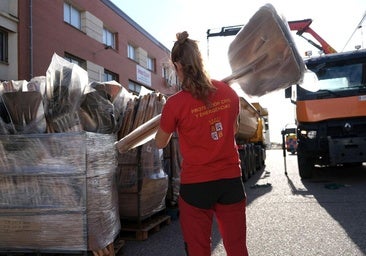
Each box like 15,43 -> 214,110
29,0 -> 33,79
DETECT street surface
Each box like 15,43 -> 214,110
119,149 -> 366,256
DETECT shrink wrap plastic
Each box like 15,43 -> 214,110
163,133 -> 182,206
0,132 -> 119,252
227,4 -> 305,96
0,53 -> 124,253
117,140 -> 168,220
0,52 -> 172,251
116,89 -> 168,220
0,53 -> 132,135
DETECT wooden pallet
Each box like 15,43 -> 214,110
90,237 -> 125,256
112,238 -> 125,255
120,214 -> 171,241
0,238 -> 125,256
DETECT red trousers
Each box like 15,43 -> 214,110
179,197 -> 248,256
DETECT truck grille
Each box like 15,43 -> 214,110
327,119 -> 366,138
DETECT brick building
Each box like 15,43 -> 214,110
0,0 -> 178,95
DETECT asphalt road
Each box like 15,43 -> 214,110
118,149 -> 366,256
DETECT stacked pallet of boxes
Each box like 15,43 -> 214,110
116,93 -> 169,222
0,132 -> 118,253
0,54 -> 126,255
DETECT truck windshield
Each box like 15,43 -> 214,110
315,63 -> 364,90
297,62 -> 366,100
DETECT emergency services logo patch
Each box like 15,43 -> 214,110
211,122 -> 223,140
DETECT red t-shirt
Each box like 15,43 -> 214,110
160,80 -> 241,184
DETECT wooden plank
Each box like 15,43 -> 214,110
115,114 -> 161,153
91,238 -> 125,256
113,238 -> 125,255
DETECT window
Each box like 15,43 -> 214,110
316,63 -> 363,88
64,53 -> 86,70
127,44 -> 136,60
162,66 -> 168,79
162,65 -> 178,87
147,56 -> 155,72
128,80 -> 141,95
0,29 -> 8,63
104,69 -> 118,82
103,28 -> 116,49
64,2 -> 81,29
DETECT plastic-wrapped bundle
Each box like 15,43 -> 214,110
45,53 -> 88,133
115,91 -> 167,219
86,132 -> 120,251
163,133 -> 182,207
117,139 -> 168,219
0,77 -> 47,134
226,4 -> 305,96
0,132 -> 120,253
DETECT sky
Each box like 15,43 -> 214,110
111,0 -> 366,142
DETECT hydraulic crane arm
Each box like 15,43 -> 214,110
206,25 -> 244,38
287,19 -> 337,54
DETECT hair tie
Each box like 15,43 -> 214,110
176,31 -> 189,45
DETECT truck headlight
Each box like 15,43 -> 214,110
300,130 -> 317,139
307,131 -> 317,139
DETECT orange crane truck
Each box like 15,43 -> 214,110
283,18 -> 366,178
286,49 -> 366,178
208,18 -> 366,179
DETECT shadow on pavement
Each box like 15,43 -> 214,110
245,164 -> 273,206
298,164 -> 366,254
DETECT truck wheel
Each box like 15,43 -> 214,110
257,149 -> 263,170
245,148 -> 251,178
240,150 -> 249,181
241,165 -> 249,181
249,145 -> 255,175
297,154 -> 313,179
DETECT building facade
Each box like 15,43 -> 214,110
1,0 -> 178,95
0,1 -> 18,81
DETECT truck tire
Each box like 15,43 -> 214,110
256,146 -> 265,170
252,147 -> 256,173
245,147 -> 251,178
249,145 -> 255,175
297,154 -> 313,179
256,149 -> 262,170
240,149 -> 249,181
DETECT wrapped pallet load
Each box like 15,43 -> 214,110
0,132 -> 119,252
116,92 -> 168,220
0,53 -> 126,255
0,133 -> 88,251
117,139 -> 168,219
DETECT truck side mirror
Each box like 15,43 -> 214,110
299,70 -> 319,92
285,87 -> 291,98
